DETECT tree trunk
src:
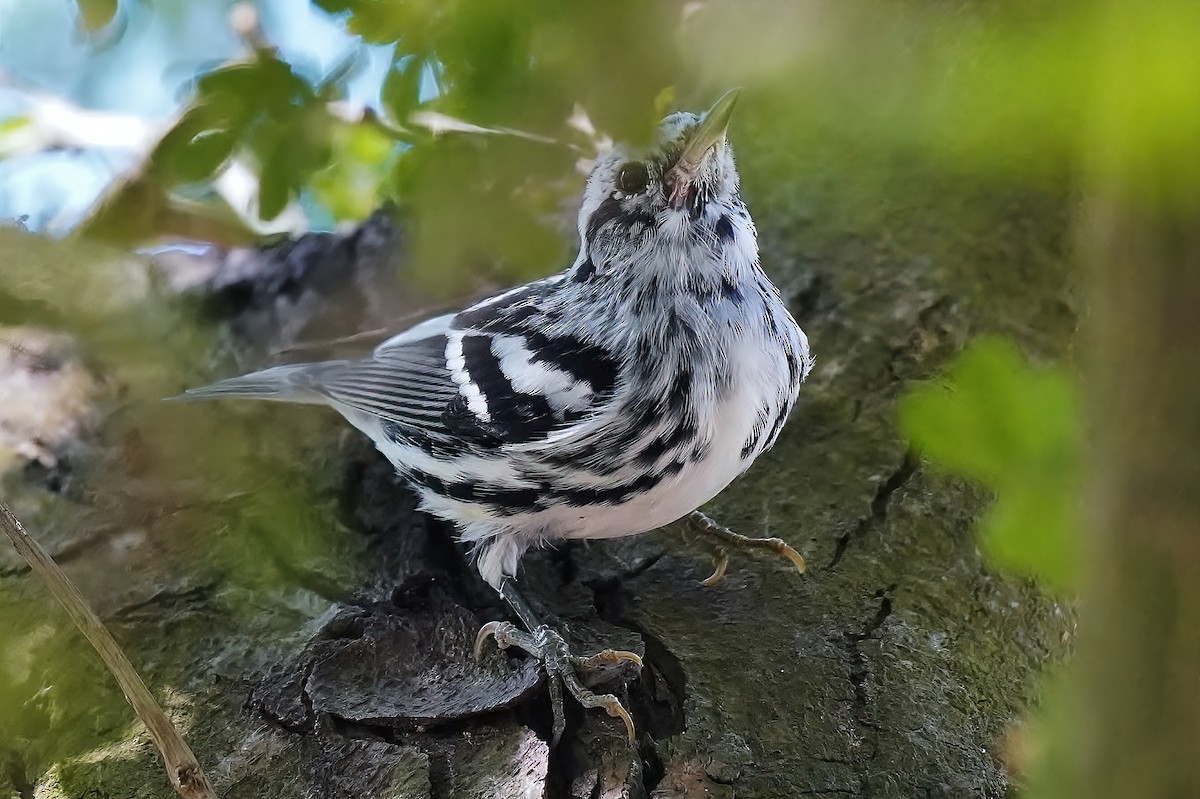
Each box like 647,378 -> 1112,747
1074,196 -> 1200,797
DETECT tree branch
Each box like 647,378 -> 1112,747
0,500 -> 217,799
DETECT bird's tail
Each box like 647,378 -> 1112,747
170,363 -> 334,405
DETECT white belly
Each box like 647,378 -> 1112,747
529,336 -> 782,540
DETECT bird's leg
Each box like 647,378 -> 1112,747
474,576 -> 641,745
677,510 -> 807,586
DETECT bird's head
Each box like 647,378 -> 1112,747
575,90 -> 747,277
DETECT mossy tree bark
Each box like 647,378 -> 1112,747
1,128 -> 1078,798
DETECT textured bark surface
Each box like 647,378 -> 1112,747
0,134 -> 1076,798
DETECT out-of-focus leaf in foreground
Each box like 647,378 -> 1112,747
310,120 -> 396,223
899,338 -> 1081,593
73,0 -> 118,34
313,0 -> 686,292
79,51 -> 338,245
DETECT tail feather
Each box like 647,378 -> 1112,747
171,363 -> 329,404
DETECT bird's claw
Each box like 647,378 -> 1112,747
474,620 -> 639,744
591,691 -> 637,742
770,537 -> 808,574
683,510 -> 806,586
701,549 -> 730,586
473,620 -> 512,659
573,649 -> 643,670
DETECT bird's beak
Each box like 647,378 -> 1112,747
676,88 -> 740,174
667,88 -> 740,209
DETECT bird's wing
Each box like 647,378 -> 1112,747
311,277 -> 621,446
308,333 -> 460,434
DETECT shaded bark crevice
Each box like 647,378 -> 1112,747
829,453 -> 919,570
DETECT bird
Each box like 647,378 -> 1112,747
179,89 -> 813,744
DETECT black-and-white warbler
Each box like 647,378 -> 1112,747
181,90 -> 813,742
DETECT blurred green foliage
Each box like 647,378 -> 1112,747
309,119 -> 394,221
310,0 -> 684,290
161,56 -> 329,213
0,585 -> 135,782
1089,0 -> 1200,206
19,0 -> 1194,259
316,0 -> 680,138
73,0 -> 118,34
61,0 -> 1196,294
4,0 -> 1197,793
77,0 -> 690,289
0,231 -> 354,782
899,338 -> 1081,594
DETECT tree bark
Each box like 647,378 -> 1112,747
0,141 -> 1077,798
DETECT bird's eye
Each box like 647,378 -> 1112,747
616,162 -> 650,195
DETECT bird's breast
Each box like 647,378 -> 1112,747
546,324 -> 794,540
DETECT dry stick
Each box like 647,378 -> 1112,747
0,500 -> 217,799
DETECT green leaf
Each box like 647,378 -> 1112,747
898,337 -> 1081,593
176,129 -> 238,184
252,105 -> 334,222
150,103 -> 243,185
74,0 -> 117,33
256,154 -> 290,222
381,53 -> 426,126
310,122 -> 394,221
314,0 -> 427,45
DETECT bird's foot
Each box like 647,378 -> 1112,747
680,509 -> 807,586
475,620 -> 641,745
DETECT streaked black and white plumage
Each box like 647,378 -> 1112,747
184,92 -> 812,592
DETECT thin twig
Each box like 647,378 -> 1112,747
267,294 -> 487,358
0,500 -> 217,799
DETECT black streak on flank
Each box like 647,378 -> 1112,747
524,330 -> 620,398
721,275 -> 744,304
740,406 -> 770,460
573,259 -> 597,283
661,459 -> 686,477
739,436 -> 758,460
667,369 -> 691,415
663,420 -> 697,451
714,214 -> 735,242
763,307 -> 780,337
636,418 -> 698,467
762,402 -> 791,450
542,400 -> 658,474
785,347 -> 801,389
636,434 -> 671,467
555,471 -> 665,508
405,471 -> 550,516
